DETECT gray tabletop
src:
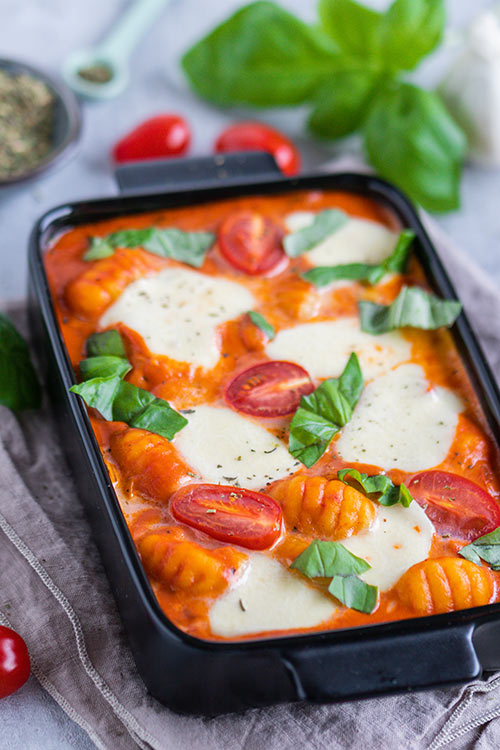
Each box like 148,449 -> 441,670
0,0 -> 498,748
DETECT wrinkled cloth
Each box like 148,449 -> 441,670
1,171 -> 500,750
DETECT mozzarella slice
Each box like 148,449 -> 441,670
337,364 -> 463,471
265,318 -> 410,380
341,502 -> 435,591
173,405 -> 298,490
99,267 -> 255,369
285,213 -> 399,268
209,553 -> 336,637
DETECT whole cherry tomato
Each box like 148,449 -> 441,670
112,115 -> 190,163
215,122 -> 301,176
0,626 -> 30,699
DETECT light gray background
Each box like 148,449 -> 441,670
0,0 -> 498,747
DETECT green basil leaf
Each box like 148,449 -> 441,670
459,527 -> 500,571
84,236 -> 115,260
379,0 -> 445,72
86,330 -> 127,358
303,228 -> 415,288
291,539 -> 371,578
248,311 -> 275,340
318,0 -> 382,61
288,353 -> 362,467
130,399 -> 188,441
181,1 -> 338,107
364,82 -> 466,212
328,574 -> 378,613
0,312 -> 41,411
359,286 -> 462,334
111,380 -> 156,424
79,356 -> 131,382
338,467 -> 413,507
284,209 -> 348,258
70,375 -> 122,421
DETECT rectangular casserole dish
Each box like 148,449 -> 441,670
28,154 -> 500,715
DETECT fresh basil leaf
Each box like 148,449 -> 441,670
86,330 -> 127,359
364,82 -> 466,212
248,311 -> 275,340
359,286 -> 462,334
84,236 -> 115,260
84,227 -> 214,268
79,356 -> 131,382
70,375 -> 122,422
288,353 -> 362,467
130,399 -> 188,441
329,574 -> 378,613
111,380 -> 156,424
379,0 -> 445,72
291,539 -> 370,578
0,312 -> 41,411
459,527 -> 500,571
284,209 -> 348,258
318,0 -> 382,61
181,1 -> 338,107
338,467 -> 413,507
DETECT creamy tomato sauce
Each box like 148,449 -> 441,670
44,189 -> 500,641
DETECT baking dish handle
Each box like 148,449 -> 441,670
114,152 -> 283,195
282,623 -> 481,702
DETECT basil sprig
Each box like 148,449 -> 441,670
359,286 -> 462,334
288,353 -> 363,468
303,228 -> 415,288
182,0 -> 466,212
338,468 -> 413,507
459,527 -> 500,571
0,312 -> 41,411
283,209 -> 348,258
291,539 -> 377,614
248,311 -> 275,340
84,227 -> 215,267
70,331 -> 187,440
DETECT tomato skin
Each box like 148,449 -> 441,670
215,122 -> 301,176
112,115 -> 190,163
408,470 -> 500,541
225,360 -> 314,417
0,626 -> 30,700
218,211 -> 287,276
171,484 -> 282,550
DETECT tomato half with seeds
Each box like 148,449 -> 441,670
408,470 -> 500,541
215,122 -> 301,176
218,211 -> 286,275
225,361 -> 314,417
0,626 -> 30,700
171,484 -> 282,550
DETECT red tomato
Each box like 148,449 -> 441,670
408,471 -> 500,541
0,626 -> 30,700
112,115 -> 190,163
225,361 -> 314,417
218,211 -> 287,275
215,122 -> 301,176
171,484 -> 282,550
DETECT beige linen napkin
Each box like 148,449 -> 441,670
1,171 -> 500,750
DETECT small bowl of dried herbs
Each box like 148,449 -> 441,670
0,58 -> 81,190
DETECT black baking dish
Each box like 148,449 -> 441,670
28,154 -> 500,715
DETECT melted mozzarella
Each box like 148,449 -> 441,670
341,502 -> 435,591
265,318 -> 410,380
99,267 -> 255,369
337,364 -> 463,471
173,405 -> 298,490
285,213 -> 399,268
209,553 -> 336,637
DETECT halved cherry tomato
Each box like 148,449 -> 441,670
112,115 -> 190,163
0,626 -> 30,700
171,484 -> 282,550
408,470 -> 500,541
215,122 -> 301,176
218,211 -> 286,275
225,361 -> 314,417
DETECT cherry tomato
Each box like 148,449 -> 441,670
0,626 -> 30,700
215,122 -> 301,176
171,484 -> 282,550
218,211 -> 287,275
225,361 -> 314,417
408,470 -> 500,541
112,115 -> 190,163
